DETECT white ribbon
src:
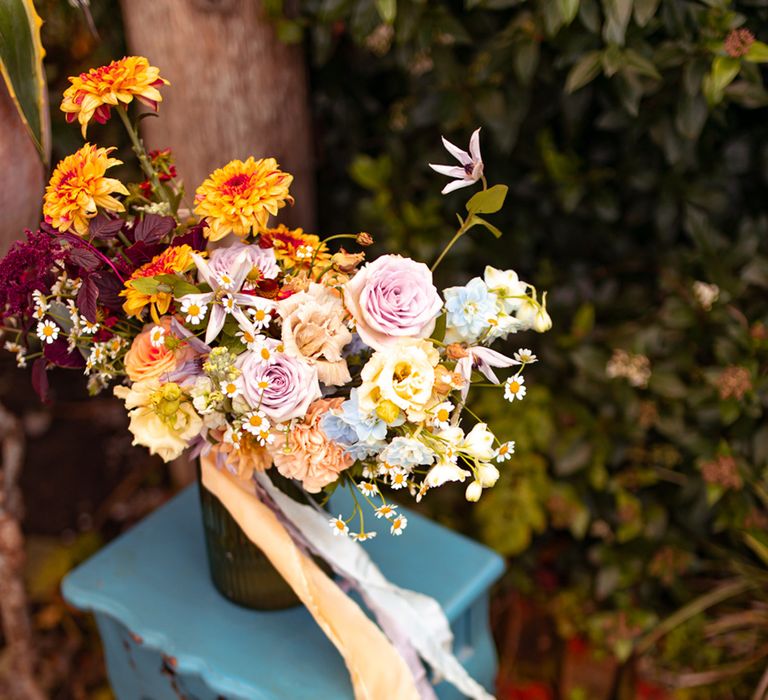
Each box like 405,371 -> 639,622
255,472 -> 496,700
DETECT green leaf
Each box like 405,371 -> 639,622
702,56 -> 741,106
466,184 -> 508,214
558,0 -> 580,25
128,277 -> 160,294
565,51 -> 602,93
632,0 -> 659,26
623,48 -> 661,79
602,0 -> 633,46
744,40 -> 768,64
471,215 -> 503,238
0,0 -> 49,163
375,0 -> 396,24
430,312 -> 447,343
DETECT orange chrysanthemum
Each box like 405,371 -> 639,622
43,144 -> 128,236
121,245 -> 196,321
194,157 -> 294,242
61,56 -> 168,137
259,224 -> 330,268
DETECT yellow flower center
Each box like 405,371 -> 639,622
509,381 -> 520,393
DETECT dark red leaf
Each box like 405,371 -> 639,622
93,271 -> 124,310
43,339 -> 85,369
31,358 -> 50,404
90,215 -> 125,240
123,241 -> 164,267
173,220 -> 205,250
77,275 -> 99,323
133,214 -> 175,244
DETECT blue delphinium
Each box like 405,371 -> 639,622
379,437 -> 435,469
320,388 -> 389,458
443,277 -> 499,343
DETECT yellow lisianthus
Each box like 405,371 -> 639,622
43,144 -> 128,236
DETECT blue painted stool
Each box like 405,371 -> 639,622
62,484 -> 504,699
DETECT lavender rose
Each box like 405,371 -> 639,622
343,254 -> 443,351
237,340 -> 322,423
208,241 -> 279,286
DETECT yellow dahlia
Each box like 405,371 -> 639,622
61,56 -> 169,137
121,245 -> 196,321
194,158 -> 294,241
43,144 -> 129,236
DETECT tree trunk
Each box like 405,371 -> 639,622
119,0 -> 316,230
0,82 -> 45,254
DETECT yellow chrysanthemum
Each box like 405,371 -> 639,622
121,245 -> 196,321
194,157 -> 294,241
43,144 -> 129,236
260,224 -> 331,268
61,56 -> 169,137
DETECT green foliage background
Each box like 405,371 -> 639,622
269,0 -> 768,694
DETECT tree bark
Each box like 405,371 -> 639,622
0,82 -> 45,254
119,0 -> 316,229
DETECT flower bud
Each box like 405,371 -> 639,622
533,292 -> 552,333
465,480 -> 483,502
332,249 -> 366,274
477,463 -> 500,488
446,343 -> 470,360
376,399 -> 401,424
356,232 -> 374,246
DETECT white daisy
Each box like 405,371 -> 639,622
357,481 -> 379,497
495,441 -> 515,462
512,348 -> 537,365
36,320 -> 60,345
351,531 -> 377,542
295,244 -> 314,260
32,306 -> 46,321
223,425 -> 243,449
149,326 -> 166,348
329,514 -> 349,537
248,299 -> 275,330
220,379 -> 242,399
4,341 -> 22,353
503,374 -> 527,402
374,504 -> 397,519
242,410 -> 270,436
429,401 -> 454,430
362,465 -> 376,479
81,319 -> 100,335
251,337 -> 279,365
32,290 -> 48,312
217,272 -> 236,289
106,337 -> 126,358
390,471 -> 408,490
15,350 -> 27,368
180,298 -> 208,325
390,515 -> 408,536
222,294 -> 237,315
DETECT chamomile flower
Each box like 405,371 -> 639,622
513,348 -> 537,365
375,504 -> 397,519
351,531 -> 377,542
235,324 -> 260,350
32,290 -> 48,312
32,306 -> 47,321
15,350 -> 27,368
251,336 -> 279,365
295,244 -> 314,260
222,294 -> 237,315
430,401 -> 454,430
390,514 -> 408,536
220,379 -> 242,399
217,272 -> 236,289
149,325 -> 166,348
390,471 -> 409,490
180,298 -> 208,324
495,441 -> 515,462
106,336 -> 127,358
81,319 -> 100,335
248,299 -> 274,330
4,341 -> 22,353
357,481 -> 379,497
362,465 -> 377,479
503,374 -> 526,402
255,428 -> 274,447
36,320 -> 60,345
223,425 -> 243,449
242,410 -> 270,436
329,514 -> 349,537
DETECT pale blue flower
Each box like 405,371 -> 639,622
320,389 -> 389,460
443,277 -> 499,343
379,437 -> 435,469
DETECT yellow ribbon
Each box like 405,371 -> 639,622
200,456 -> 421,700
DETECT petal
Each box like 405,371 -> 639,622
428,164 -> 467,178
205,306 -> 226,345
441,178 -> 475,195
468,128 -> 482,164
440,136 -> 472,166
192,253 -> 216,288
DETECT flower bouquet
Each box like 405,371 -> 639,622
0,57 -> 551,699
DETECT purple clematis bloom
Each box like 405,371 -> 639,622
429,128 -> 484,194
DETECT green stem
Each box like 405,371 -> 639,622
431,217 -> 472,273
116,107 -> 171,208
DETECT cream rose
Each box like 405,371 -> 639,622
277,283 -> 353,386
358,339 -> 440,421
114,379 -> 202,462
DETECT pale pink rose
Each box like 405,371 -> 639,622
236,340 -> 322,424
343,254 -> 443,351
269,398 -> 353,492
208,241 -> 279,286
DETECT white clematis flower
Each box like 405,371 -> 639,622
429,128 -> 484,194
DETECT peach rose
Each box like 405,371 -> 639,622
124,317 -> 195,382
269,398 -> 353,492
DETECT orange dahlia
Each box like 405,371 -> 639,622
61,56 -> 168,137
194,158 -> 294,242
43,144 -> 129,236
121,245 -> 196,321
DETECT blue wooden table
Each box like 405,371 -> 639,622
62,484 -> 504,699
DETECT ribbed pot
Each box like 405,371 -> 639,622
197,465 -> 313,610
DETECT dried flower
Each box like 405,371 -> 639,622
701,455 -> 742,491
717,365 -> 752,401
724,28 -> 755,58
606,349 -> 651,388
